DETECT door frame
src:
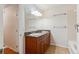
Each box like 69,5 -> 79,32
18,5 -> 25,54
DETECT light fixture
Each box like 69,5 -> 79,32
31,10 -> 42,16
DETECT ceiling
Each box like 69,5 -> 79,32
25,4 -> 76,19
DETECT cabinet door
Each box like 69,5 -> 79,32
36,38 -> 41,53
42,35 -> 47,53
40,41 -> 45,54
43,33 -> 50,52
46,33 -> 50,49
25,37 -> 37,54
38,36 -> 45,54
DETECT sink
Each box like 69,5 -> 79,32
29,33 -> 43,37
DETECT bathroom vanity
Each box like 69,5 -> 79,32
25,30 -> 50,54
0,49 -> 2,54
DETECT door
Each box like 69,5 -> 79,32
4,5 -> 19,52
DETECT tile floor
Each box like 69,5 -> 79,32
45,45 -> 69,54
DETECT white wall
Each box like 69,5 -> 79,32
28,14 -> 68,48
25,5 -> 76,48
3,5 -> 25,54
68,5 -> 77,53
4,5 -> 19,52
18,5 -> 25,54
76,5 -> 79,53
67,7 -> 76,42
77,5 -> 79,47
0,5 -> 3,49
25,15 -> 29,32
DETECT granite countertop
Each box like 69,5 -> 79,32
27,31 -> 49,37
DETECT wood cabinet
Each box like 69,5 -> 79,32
25,32 -> 50,54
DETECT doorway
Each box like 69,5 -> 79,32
3,5 -> 19,53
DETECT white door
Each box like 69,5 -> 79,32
4,5 -> 19,52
